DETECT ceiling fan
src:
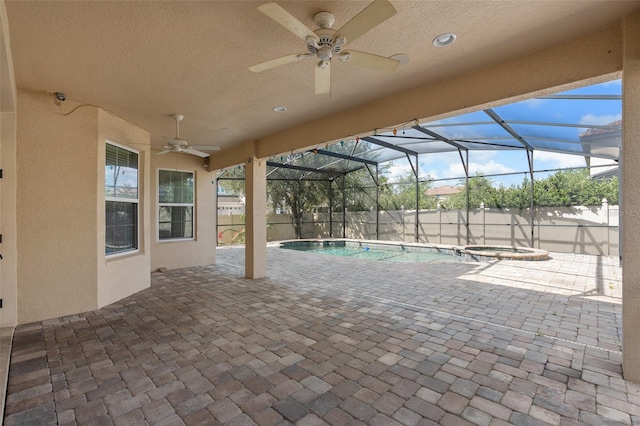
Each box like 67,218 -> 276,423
158,114 -> 220,158
249,0 -> 403,95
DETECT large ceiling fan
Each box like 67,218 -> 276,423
249,0 -> 403,95
158,114 -> 220,158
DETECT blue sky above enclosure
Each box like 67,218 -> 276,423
264,79 -> 621,186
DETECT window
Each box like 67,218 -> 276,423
105,143 -> 139,255
158,170 -> 194,240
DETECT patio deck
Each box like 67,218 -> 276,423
4,246 -> 637,425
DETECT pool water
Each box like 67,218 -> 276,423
281,242 -> 452,263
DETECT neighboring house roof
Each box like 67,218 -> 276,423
579,120 -> 622,139
425,186 -> 462,196
218,194 -> 244,204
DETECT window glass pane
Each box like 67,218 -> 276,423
106,201 -> 137,254
158,206 -> 193,239
106,143 -> 138,255
106,144 -> 138,199
158,170 -> 194,204
158,170 -> 194,240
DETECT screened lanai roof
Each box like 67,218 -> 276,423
259,79 -> 622,180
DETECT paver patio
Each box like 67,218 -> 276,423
4,245 -> 638,425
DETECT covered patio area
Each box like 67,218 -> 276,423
5,247 -> 633,425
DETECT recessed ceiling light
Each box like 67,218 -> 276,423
433,33 -> 457,47
273,106 -> 287,112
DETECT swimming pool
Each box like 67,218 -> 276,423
280,240 -> 454,263
280,239 -> 550,262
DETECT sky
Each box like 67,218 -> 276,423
381,79 -> 621,188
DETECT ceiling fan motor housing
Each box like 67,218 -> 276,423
307,28 -> 344,61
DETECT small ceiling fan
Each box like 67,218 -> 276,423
158,114 -> 220,158
249,0 -> 403,95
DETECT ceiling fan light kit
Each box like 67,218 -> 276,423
249,0 -> 405,95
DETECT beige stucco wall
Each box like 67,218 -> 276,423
150,153 -> 216,271
17,91 -> 99,323
1,1 -> 18,418
1,0 -> 18,330
622,12 -> 640,383
0,111 -> 17,328
96,109 -> 151,308
16,92 -> 152,322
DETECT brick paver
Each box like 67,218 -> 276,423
3,246 -> 634,425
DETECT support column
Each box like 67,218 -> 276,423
244,143 -> 267,279
342,175 -> 347,238
464,151 -> 470,244
528,149 -> 535,247
376,164 -> 379,240
622,12 -> 640,382
329,179 -> 333,238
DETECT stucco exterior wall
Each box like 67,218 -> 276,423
622,12 -> 640,382
0,111 -> 17,328
150,153 -> 216,271
96,110 -> 151,308
1,1 -> 18,417
17,91 -> 99,323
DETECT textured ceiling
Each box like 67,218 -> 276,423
5,1 -> 640,153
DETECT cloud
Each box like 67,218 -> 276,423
533,151 -> 586,168
448,160 -> 515,178
522,98 -> 547,108
420,151 -> 459,165
579,113 -> 621,127
386,162 -> 411,181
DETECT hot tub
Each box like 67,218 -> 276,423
455,245 -> 550,261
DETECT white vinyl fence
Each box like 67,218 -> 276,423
217,201 -> 619,256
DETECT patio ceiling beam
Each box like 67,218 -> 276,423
361,136 -> 418,156
484,108 -> 535,151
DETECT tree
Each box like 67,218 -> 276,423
443,175 -> 497,209
437,169 -> 618,210
217,140 -> 383,238
379,172 -> 436,210
533,169 -> 618,206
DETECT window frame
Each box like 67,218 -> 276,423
105,141 -> 140,257
157,168 -> 196,242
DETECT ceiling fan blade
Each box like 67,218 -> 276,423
257,2 -> 319,42
157,149 -> 172,156
190,145 -> 221,151
315,62 -> 331,95
249,53 -> 305,73
334,0 -> 396,46
185,148 -> 211,158
343,50 -> 400,73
